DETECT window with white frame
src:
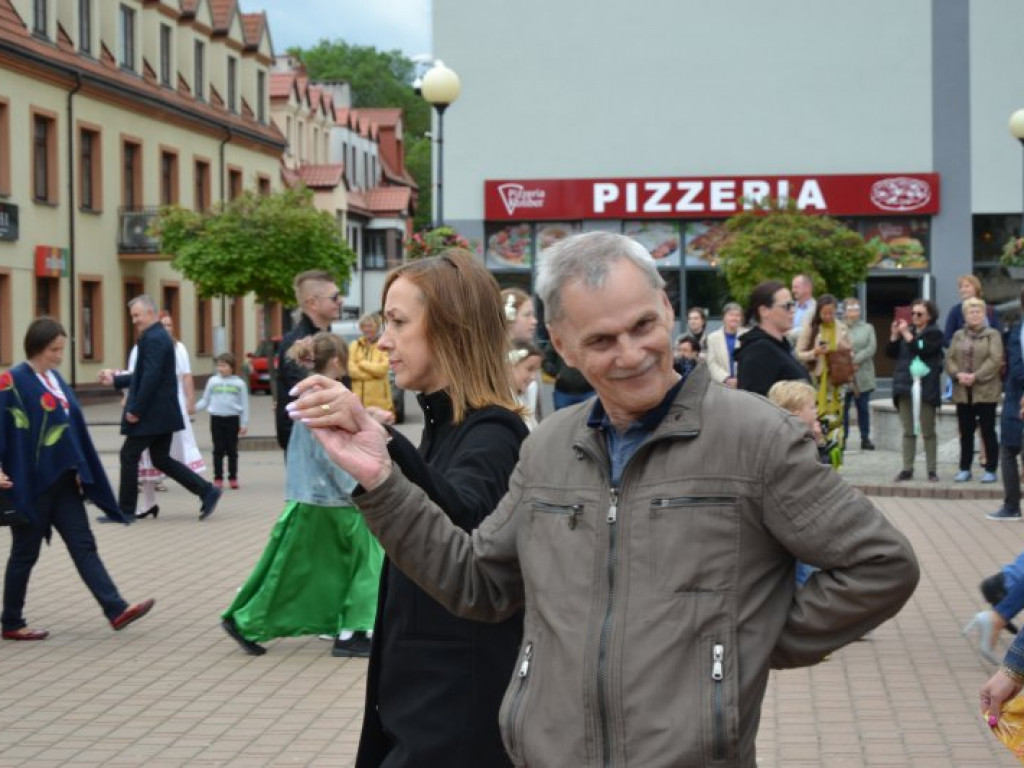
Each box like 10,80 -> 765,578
119,4 -> 135,71
159,24 -> 172,86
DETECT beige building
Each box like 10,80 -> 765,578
0,0 -> 284,390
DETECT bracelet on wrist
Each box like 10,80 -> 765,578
1001,665 -> 1024,684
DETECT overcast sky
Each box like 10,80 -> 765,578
246,0 -> 432,58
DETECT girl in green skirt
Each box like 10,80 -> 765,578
221,333 -> 383,656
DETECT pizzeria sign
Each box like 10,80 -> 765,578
484,173 -> 940,221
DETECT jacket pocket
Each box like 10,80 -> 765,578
523,499 -> 594,595
499,639 -> 536,766
648,496 -> 739,593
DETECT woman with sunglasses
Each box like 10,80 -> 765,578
736,280 -> 812,397
887,298 -> 944,482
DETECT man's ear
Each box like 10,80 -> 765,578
548,324 -> 578,369
661,291 -> 675,325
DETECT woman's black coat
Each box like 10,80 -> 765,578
886,322 -> 944,406
355,390 -> 528,768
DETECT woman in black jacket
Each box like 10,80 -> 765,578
736,280 -> 811,397
290,249 -> 527,767
886,298 -> 944,482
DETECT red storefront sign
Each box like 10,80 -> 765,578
34,245 -> 68,277
484,173 -> 940,221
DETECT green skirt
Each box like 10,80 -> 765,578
222,501 -> 383,643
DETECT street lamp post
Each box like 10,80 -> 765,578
420,61 -> 461,228
1009,109 -> 1024,237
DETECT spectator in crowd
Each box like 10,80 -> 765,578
1,317 -> 154,640
193,353 -> 249,492
787,273 -> 816,345
99,296 -> 221,521
685,306 -> 708,351
705,301 -> 745,387
290,231 -> 919,766
946,297 -> 1004,484
275,270 -> 342,454
221,333 -> 382,658
509,339 -> 543,430
673,335 -> 701,378
944,274 -> 999,348
292,249 -> 529,767
736,280 -> 811,397
989,289 -> 1024,521
503,289 -> 542,423
795,294 -> 851,463
348,312 -> 393,417
887,299 -> 944,482
841,297 -> 877,450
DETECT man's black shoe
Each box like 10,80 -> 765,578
332,632 -> 371,658
199,486 -> 222,521
980,573 -> 1019,635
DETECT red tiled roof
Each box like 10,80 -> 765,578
240,12 -> 265,47
269,72 -> 293,99
352,108 -> 401,128
366,186 -> 412,215
298,164 -> 344,189
334,107 -> 349,125
346,190 -> 372,217
210,0 -> 234,31
380,156 -> 417,189
281,165 -> 301,188
180,0 -> 199,13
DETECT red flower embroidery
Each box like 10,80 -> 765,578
40,392 -> 57,412
0,371 -> 12,391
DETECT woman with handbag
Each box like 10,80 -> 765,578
887,299 -> 944,482
0,317 -> 154,640
946,297 -> 1004,484
795,294 -> 852,464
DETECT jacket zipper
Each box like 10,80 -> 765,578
651,495 -> 737,508
712,642 -> 725,760
505,641 -> 533,760
533,501 -> 583,529
598,487 -> 619,767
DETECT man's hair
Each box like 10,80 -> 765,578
721,302 -> 742,317
128,294 -> 157,313
24,316 -> 67,358
215,352 -> 236,371
383,248 -> 519,423
768,379 -> 817,415
793,273 -> 813,292
536,232 -> 665,325
677,335 -> 701,353
293,270 -> 334,304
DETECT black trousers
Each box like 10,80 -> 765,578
2,472 -> 127,631
119,432 -> 211,515
210,415 -> 240,481
956,401 -> 998,472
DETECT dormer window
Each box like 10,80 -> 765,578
33,0 -> 46,36
159,24 -> 172,86
227,56 -> 237,113
79,0 -> 91,54
257,71 -> 266,123
119,4 -> 136,72
194,41 -> 205,101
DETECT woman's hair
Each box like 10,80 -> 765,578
745,280 -> 785,326
359,311 -> 382,329
687,306 -> 708,326
501,288 -> 531,323
215,352 -> 236,372
383,248 -> 519,422
962,296 -> 986,315
287,332 -> 348,376
958,274 -> 983,299
508,339 -> 542,365
911,298 -> 939,324
809,294 -> 838,340
767,379 -> 817,414
24,316 -> 67,358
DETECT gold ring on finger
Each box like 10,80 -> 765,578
321,403 -> 331,414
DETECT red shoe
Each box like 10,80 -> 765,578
229,479 -> 239,490
2,627 -> 49,641
111,598 -> 155,631
213,479 -> 224,490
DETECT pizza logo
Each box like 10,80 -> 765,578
870,177 -> 932,212
497,183 -> 546,216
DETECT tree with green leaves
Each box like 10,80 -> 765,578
153,185 -> 356,337
294,40 -> 433,230
717,198 -> 874,306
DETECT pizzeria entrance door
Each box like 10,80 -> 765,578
864,274 -> 930,380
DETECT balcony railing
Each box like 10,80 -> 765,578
118,207 -> 161,253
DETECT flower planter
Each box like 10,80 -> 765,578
1008,266 -> 1024,280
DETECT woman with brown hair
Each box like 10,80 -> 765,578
288,248 -> 529,767
795,294 -> 852,462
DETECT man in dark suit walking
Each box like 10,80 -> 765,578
99,295 -> 221,521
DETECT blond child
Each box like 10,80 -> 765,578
509,340 -> 543,430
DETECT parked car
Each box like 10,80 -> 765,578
331,320 -> 405,424
246,336 -> 281,395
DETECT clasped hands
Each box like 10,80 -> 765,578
286,375 -> 394,490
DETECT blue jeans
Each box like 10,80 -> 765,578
2,472 -> 127,630
842,388 -> 873,442
552,388 -> 594,411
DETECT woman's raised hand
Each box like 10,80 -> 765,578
288,375 -> 393,489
